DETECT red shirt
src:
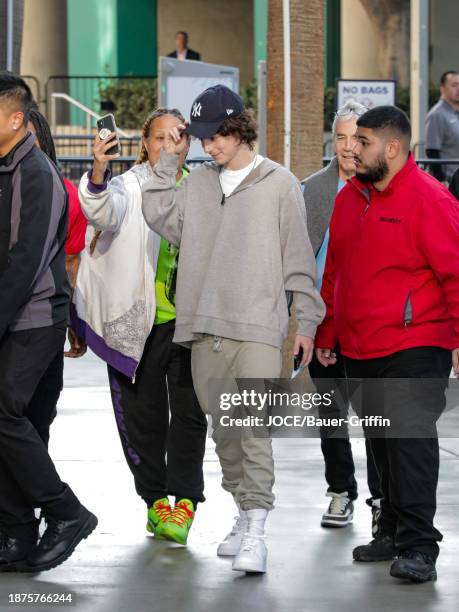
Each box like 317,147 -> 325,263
64,178 -> 87,255
315,154 -> 459,359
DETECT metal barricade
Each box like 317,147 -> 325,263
415,158 -> 459,176
54,135 -> 141,158
58,156 -> 137,185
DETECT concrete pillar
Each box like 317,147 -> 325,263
20,0 -> 67,110
341,0 -> 381,79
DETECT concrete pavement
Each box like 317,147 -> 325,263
1,350 -> 458,612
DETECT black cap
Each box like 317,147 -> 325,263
184,85 -> 245,139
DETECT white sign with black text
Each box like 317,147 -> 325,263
337,79 -> 396,110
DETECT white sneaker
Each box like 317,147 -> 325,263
232,534 -> 268,573
321,491 -> 354,528
366,497 -> 382,537
217,514 -> 248,556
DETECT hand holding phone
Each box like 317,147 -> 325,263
91,114 -> 121,184
292,335 -> 314,373
293,347 -> 304,372
96,113 -> 120,157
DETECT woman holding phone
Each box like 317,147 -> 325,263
73,108 -> 207,545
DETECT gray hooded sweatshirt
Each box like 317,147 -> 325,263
141,150 -> 325,349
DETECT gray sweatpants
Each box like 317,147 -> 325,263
191,336 -> 281,511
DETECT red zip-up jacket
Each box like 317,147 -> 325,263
315,154 -> 459,359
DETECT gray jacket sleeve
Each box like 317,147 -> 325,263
79,172 -> 129,232
141,150 -> 187,247
303,183 -> 327,256
280,182 -> 326,338
302,159 -> 339,256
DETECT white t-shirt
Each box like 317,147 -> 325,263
220,155 -> 264,197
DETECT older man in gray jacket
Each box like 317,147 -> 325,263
303,100 -> 382,532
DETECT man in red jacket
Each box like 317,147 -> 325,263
315,105 -> 459,583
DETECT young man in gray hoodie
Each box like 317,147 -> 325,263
141,85 -> 325,573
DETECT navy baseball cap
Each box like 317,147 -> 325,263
184,85 -> 245,139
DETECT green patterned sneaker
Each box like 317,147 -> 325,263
147,498 -> 172,538
162,499 -> 195,545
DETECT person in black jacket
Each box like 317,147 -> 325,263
0,73 -> 97,573
168,31 -> 201,61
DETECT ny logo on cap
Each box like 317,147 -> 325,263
192,102 -> 202,118
226,109 -> 234,115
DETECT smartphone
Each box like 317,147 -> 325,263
293,347 -> 304,371
96,113 -> 120,157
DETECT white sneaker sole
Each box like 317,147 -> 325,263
232,558 -> 267,573
321,512 -> 354,528
217,544 -> 240,557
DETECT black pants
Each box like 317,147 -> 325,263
344,346 -> 451,559
107,321 -> 207,507
0,326 -> 81,542
25,350 -> 63,448
309,348 -> 382,501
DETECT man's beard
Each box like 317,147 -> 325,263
355,156 -> 389,183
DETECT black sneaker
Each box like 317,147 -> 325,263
390,550 -> 437,583
353,535 -> 397,562
366,497 -> 382,537
321,492 -> 354,528
23,506 -> 97,573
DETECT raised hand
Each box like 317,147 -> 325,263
164,123 -> 189,156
